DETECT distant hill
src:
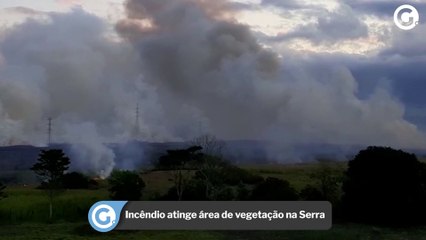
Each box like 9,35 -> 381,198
0,141 -> 425,172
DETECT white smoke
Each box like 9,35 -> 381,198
0,2 -> 425,176
0,10 -> 148,175
116,0 -> 426,148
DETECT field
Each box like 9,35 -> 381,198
2,222 -> 426,240
0,163 -> 425,239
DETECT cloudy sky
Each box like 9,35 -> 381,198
0,0 -> 426,152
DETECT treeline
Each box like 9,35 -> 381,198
1,142 -> 425,226
124,145 -> 426,226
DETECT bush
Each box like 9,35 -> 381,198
250,177 -> 298,200
299,185 -> 324,201
215,187 -> 235,200
159,179 -> 208,201
195,166 -> 263,186
108,170 -> 145,200
236,183 -> 250,200
309,162 -> 343,203
63,172 -> 90,189
342,146 -> 426,225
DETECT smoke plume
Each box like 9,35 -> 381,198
0,1 -> 425,175
116,0 -> 426,147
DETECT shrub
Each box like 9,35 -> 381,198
342,146 -> 426,225
195,166 -> 263,186
108,170 -> 145,200
250,177 -> 298,200
299,185 -> 324,201
159,179 -> 208,201
63,172 -> 90,189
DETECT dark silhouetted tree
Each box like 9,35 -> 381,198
342,146 -> 426,225
31,149 -> 70,220
191,134 -> 225,158
299,185 -> 324,200
236,182 -> 250,200
157,146 -> 203,200
108,170 -> 145,200
63,172 -> 90,189
250,177 -> 298,200
159,179 -> 207,201
192,162 -> 263,200
307,161 -> 343,202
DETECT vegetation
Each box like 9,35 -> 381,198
342,146 -> 426,225
0,181 -> 6,200
0,187 -> 107,224
156,146 -> 203,200
108,170 -> 145,200
30,149 -> 70,220
2,222 -> 426,240
191,134 -> 225,158
250,177 -> 299,200
63,172 -> 92,189
1,145 -> 426,239
297,161 -> 344,203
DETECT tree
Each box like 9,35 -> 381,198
308,161 -> 343,202
192,156 -> 227,200
157,146 -> 203,200
108,170 -> 145,200
191,135 -> 231,200
159,179 -> 208,201
192,162 -> 263,200
250,177 -> 299,200
31,149 -> 70,220
191,134 -> 225,158
63,172 -> 90,189
299,185 -> 324,201
342,146 -> 426,225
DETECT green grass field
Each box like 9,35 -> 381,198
0,187 -> 108,223
1,222 -> 426,240
1,163 -> 425,239
243,162 -> 346,190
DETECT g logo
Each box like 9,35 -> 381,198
92,204 -> 116,229
88,201 -> 127,232
394,4 -> 420,30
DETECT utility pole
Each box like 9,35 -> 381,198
48,117 -> 52,146
133,102 -> 141,139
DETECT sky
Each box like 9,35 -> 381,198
0,0 -> 426,157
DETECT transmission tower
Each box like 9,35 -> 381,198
133,102 -> 141,139
47,117 -> 52,146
